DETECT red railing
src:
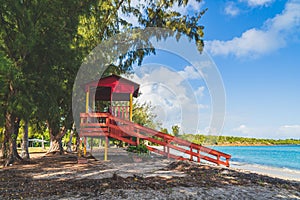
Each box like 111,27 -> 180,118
80,112 -> 231,167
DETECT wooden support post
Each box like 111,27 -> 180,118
190,147 -> 193,161
78,138 -> 82,158
197,149 -> 200,163
129,93 -> 133,121
86,86 -> 89,113
137,137 -> 140,146
104,136 -> 108,161
83,137 -> 87,157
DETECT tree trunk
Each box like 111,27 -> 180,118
21,121 -> 30,159
48,138 -> 63,154
46,125 -> 66,155
4,113 -> 22,166
2,129 -> 9,160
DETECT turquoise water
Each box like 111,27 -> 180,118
212,145 -> 300,170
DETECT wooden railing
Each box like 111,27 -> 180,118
80,113 -> 110,137
79,112 -> 231,167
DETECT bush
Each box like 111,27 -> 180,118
127,144 -> 149,154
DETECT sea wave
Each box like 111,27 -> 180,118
231,161 -> 300,181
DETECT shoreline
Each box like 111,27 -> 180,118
0,150 -> 299,199
148,145 -> 300,182
230,161 -> 300,182
210,143 -> 299,147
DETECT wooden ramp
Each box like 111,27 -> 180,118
80,113 -> 231,167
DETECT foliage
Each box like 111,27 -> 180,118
132,100 -> 161,129
127,144 -> 149,155
171,125 -> 180,137
180,134 -> 300,146
160,128 -> 169,134
0,0 -> 207,157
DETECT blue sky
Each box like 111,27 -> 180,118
201,0 -> 300,139
126,0 -> 300,139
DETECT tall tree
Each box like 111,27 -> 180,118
0,51 -> 24,164
0,0 -> 207,159
0,0 -> 87,158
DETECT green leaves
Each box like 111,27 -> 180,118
132,100 -> 161,130
0,0 -> 207,143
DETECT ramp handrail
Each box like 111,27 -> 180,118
79,112 -> 231,167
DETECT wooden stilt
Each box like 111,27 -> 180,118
86,87 -> 89,113
197,149 -> 200,163
104,136 -> 108,161
129,93 -> 133,121
83,137 -> 87,157
78,138 -> 82,158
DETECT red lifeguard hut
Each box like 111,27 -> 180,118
79,74 -> 140,160
79,74 -> 231,167
84,74 -> 139,120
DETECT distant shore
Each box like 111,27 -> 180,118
213,143 -> 299,146
212,143 -> 274,146
180,134 -> 300,147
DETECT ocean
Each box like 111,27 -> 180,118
149,144 -> 300,180
151,144 -> 300,179
213,145 -> 300,171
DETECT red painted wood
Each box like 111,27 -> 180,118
84,74 -> 140,98
79,112 -> 231,167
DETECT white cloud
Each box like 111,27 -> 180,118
268,1 -> 300,31
206,28 -> 284,57
168,0 -> 205,14
194,86 -> 205,98
178,65 -> 203,80
241,0 -> 274,7
278,125 -> 300,138
225,2 -> 240,16
232,124 -> 251,134
129,65 -> 208,133
205,1 -> 300,57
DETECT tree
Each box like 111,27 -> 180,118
132,101 -> 161,129
0,0 -> 207,160
0,0 -> 88,156
0,51 -> 24,164
172,125 -> 180,137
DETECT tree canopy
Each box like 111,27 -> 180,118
0,0 -> 207,164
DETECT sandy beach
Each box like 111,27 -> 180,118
231,161 -> 300,182
0,148 -> 299,199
